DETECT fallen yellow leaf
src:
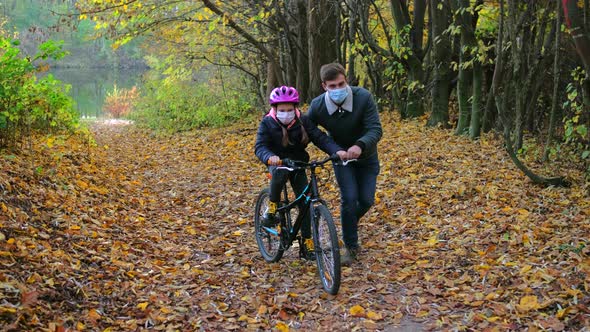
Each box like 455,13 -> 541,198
275,321 -> 289,332
426,234 -> 438,246
557,306 -> 572,318
520,265 -> 532,274
367,311 -> 383,320
516,295 -> 539,312
350,304 -> 366,317
76,180 -> 89,189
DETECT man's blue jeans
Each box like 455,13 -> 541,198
333,154 -> 380,249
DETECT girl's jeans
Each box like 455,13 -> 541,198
268,167 -> 311,239
332,154 -> 380,249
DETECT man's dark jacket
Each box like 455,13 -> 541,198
307,86 -> 382,159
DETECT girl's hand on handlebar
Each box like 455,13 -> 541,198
267,156 -> 280,166
336,150 -> 348,160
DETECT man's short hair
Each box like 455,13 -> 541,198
320,63 -> 346,82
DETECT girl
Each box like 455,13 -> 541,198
254,86 -> 345,258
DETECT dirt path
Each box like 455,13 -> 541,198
83,120 -> 427,330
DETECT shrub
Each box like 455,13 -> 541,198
129,76 -> 253,132
0,37 -> 78,149
103,84 -> 139,118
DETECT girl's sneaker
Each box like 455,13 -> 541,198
261,213 -> 278,227
299,238 -> 316,261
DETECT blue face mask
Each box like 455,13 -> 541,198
329,86 -> 348,104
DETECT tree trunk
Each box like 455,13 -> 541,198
454,0 -> 475,135
308,0 -> 339,99
282,1 -> 298,87
405,58 -> 426,118
428,0 -> 452,127
562,0 -> 590,113
563,0 -> 590,73
390,0 -> 427,118
544,0 -> 562,162
346,0 -> 357,85
494,0 -> 567,187
507,0 -> 526,151
293,0 -> 310,102
461,0 -> 484,139
469,61 -> 483,138
455,55 -> 472,135
266,62 -> 279,99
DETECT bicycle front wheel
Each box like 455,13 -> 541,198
254,188 -> 284,262
312,204 -> 341,295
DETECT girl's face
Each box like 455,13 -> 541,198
276,103 -> 296,113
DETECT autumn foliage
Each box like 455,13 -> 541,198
102,85 -> 139,118
0,114 -> 588,330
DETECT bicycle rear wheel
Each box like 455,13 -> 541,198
254,188 -> 284,262
312,204 -> 341,295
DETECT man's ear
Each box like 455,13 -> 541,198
321,82 -> 327,91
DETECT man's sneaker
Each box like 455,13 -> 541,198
261,212 -> 278,228
341,245 -> 360,266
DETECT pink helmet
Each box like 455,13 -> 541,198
269,86 -> 299,105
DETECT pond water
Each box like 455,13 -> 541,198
48,67 -> 147,118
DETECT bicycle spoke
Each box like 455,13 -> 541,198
312,204 -> 340,295
254,189 -> 284,262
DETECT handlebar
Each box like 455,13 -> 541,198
271,154 -> 357,171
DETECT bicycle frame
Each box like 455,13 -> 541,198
262,161 -> 324,248
261,156 -> 355,249
285,166 -> 322,241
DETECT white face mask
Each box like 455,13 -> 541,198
277,111 -> 295,124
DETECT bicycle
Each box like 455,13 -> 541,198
254,154 -> 354,295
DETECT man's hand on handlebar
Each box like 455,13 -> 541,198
346,145 -> 362,159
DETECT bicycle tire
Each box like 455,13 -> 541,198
311,204 -> 341,295
254,188 -> 284,262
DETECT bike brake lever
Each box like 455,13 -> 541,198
341,159 -> 357,166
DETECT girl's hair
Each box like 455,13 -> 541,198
280,113 -> 309,148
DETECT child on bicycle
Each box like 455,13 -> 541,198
255,86 -> 346,258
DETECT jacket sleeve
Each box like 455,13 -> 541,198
302,116 -> 343,156
254,119 -> 275,164
356,92 -> 382,150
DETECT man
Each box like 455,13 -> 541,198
307,63 -> 382,265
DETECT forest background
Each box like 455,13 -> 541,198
2,0 -> 590,182
0,0 -> 589,330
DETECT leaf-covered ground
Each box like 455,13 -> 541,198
1,115 -> 589,331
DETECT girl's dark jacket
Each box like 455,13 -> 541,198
255,109 -> 342,164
